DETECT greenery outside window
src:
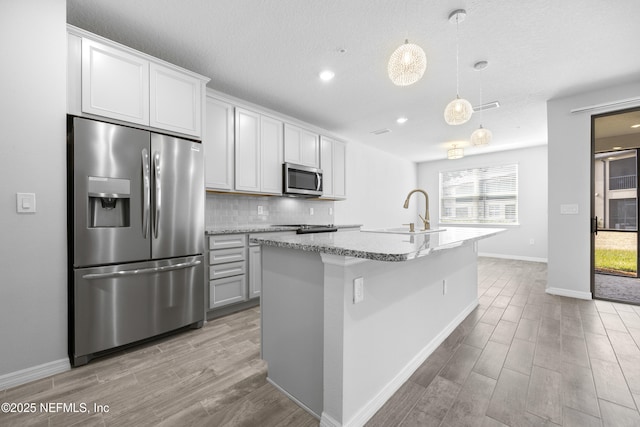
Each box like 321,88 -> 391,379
440,164 -> 519,225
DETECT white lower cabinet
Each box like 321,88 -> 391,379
207,231 -> 296,314
249,245 -> 262,298
208,234 -> 248,310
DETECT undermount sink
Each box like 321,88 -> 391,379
361,227 -> 446,235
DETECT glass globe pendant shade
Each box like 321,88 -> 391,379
447,145 -> 464,160
471,125 -> 492,146
388,39 -> 427,86
444,96 -> 473,125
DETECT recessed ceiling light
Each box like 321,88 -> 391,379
613,146 -> 622,150
396,117 -> 408,124
319,70 -> 335,81
631,124 -> 640,128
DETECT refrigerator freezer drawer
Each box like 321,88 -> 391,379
73,255 -> 204,364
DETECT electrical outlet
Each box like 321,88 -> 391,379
329,207 -> 333,215
257,205 -> 264,215
529,238 -> 535,245
442,279 -> 447,295
310,207 -> 314,215
353,277 -> 364,304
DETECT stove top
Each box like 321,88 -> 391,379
273,224 -> 338,234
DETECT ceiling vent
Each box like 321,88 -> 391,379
472,101 -> 500,112
371,128 -> 392,135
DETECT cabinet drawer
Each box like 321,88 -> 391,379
209,275 -> 247,309
209,247 -> 245,264
209,234 -> 246,250
209,261 -> 245,280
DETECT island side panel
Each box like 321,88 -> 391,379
322,243 -> 479,426
261,245 -> 324,417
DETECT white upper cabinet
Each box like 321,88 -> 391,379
81,38 -> 149,126
234,108 -> 283,195
260,115 -> 284,194
204,96 -> 234,191
235,108 -> 261,193
68,25 -> 209,139
284,123 -> 319,168
320,136 -> 347,200
150,63 -> 202,136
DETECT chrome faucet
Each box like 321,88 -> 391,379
403,189 -> 430,230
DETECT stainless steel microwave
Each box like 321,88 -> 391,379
283,163 -> 323,197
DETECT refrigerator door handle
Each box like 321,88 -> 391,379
153,151 -> 161,239
82,259 -> 202,280
142,148 -> 151,238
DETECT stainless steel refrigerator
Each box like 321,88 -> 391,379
68,117 -> 204,366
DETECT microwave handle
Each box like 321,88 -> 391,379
316,172 -> 322,192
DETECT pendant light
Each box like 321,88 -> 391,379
388,40 -> 427,86
447,144 -> 464,160
470,60 -> 493,146
444,9 -> 473,125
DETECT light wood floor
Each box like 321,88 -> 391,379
2,258 -> 640,426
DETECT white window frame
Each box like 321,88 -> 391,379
439,163 -> 519,225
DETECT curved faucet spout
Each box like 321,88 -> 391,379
403,189 -> 430,230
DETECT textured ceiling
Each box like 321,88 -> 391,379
66,0 -> 640,162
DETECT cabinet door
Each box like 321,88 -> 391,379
333,140 -> 347,199
260,116 -> 284,194
300,129 -> 320,168
284,124 -> 301,165
284,124 -> 319,167
249,245 -> 262,299
320,136 -> 334,197
209,275 -> 247,309
204,97 -> 234,190
235,108 -> 261,192
81,39 -> 149,125
150,63 -> 202,137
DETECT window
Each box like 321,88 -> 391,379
440,164 -> 518,225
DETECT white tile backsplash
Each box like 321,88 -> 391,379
206,193 -> 335,227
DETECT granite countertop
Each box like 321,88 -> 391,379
205,224 -> 363,235
250,227 -> 505,262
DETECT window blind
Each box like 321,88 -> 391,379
439,163 -> 518,225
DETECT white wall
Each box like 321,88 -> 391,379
0,0 -> 69,386
547,81 -> 640,299
417,145 -> 548,262
334,139 -> 417,228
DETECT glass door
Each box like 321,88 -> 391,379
592,108 -> 640,304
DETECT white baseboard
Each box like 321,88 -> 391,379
0,358 -> 70,391
479,252 -> 548,263
546,287 -> 592,300
333,299 -> 479,427
267,377 -> 321,420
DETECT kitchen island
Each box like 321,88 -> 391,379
250,227 -> 504,427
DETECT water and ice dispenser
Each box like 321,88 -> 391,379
87,176 -> 131,228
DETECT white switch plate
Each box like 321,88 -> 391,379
353,277 -> 364,304
257,205 -> 264,215
17,193 -> 36,213
560,204 -> 579,215
310,207 -> 314,215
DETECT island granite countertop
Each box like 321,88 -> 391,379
250,227 -> 505,262
205,224 -> 362,235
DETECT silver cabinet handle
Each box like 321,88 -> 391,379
153,151 -> 161,239
82,260 -> 201,280
141,148 -> 150,238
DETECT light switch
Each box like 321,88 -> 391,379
17,193 -> 36,213
353,277 -> 364,304
560,204 -> 579,215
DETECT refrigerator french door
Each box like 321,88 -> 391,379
68,117 -> 204,366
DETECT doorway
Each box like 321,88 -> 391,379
592,107 -> 640,304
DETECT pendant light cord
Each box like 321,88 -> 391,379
455,15 -> 460,96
